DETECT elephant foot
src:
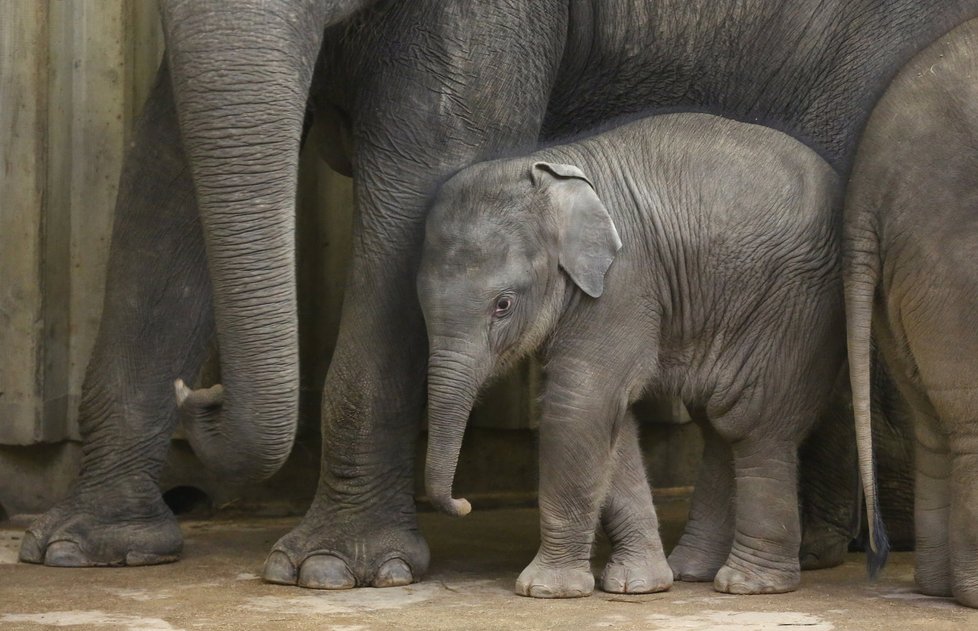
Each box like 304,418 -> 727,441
714,560 -> 800,595
667,540 -> 727,582
19,486 -> 181,567
261,506 -> 429,589
515,557 -> 594,598
953,579 -> 978,609
600,554 -> 673,594
914,541 -> 952,598
799,525 -> 850,570
915,568 -> 953,598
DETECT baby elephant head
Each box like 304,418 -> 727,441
418,159 -> 622,517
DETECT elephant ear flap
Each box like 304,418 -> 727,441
532,162 -> 622,298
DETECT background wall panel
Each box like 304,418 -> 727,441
2,0 -> 167,445
0,2 -> 50,444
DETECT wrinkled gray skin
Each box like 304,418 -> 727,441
846,17 -> 978,609
419,113 -> 845,597
20,0 -> 978,588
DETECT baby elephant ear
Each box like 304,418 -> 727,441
532,162 -> 622,298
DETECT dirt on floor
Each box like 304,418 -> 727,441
1,501 -> 976,630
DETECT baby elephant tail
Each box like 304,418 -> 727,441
844,204 -> 890,577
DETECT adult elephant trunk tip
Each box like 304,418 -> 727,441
174,378 -> 295,482
174,378 -> 223,411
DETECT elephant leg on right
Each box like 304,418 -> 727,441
667,417 -> 735,581
19,63 -> 214,567
911,405 -> 952,597
949,433 -> 978,607
599,412 -> 673,594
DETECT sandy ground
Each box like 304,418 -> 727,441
1,501 -> 977,630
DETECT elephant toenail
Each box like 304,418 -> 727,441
527,584 -> 558,598
373,558 -> 414,587
44,541 -> 92,567
18,532 -> 44,564
298,554 -> 356,589
262,551 -> 298,585
604,578 -> 625,592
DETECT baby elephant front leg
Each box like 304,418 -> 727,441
516,387 -> 622,598
600,413 -> 673,594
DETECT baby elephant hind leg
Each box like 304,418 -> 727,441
911,406 -> 952,598
667,419 -> 736,581
714,434 -> 803,595
950,444 -> 978,608
932,389 -> 978,607
599,413 -> 673,594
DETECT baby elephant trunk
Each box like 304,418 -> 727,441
424,347 -> 487,517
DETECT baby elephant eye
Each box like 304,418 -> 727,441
493,296 -> 514,317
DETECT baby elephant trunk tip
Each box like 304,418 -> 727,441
429,492 -> 472,518
445,497 -> 472,518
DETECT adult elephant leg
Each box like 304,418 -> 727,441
799,356 -> 914,569
261,0 -> 566,589
798,371 -> 860,570
600,412 -> 673,594
667,416 -> 736,581
20,63 -> 213,567
263,250 -> 432,589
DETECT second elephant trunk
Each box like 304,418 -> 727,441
161,0 -> 331,482
424,348 -> 490,517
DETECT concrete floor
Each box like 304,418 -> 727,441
1,500 -> 976,630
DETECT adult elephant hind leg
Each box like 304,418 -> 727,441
714,433 -> 803,594
667,418 -> 735,582
798,372 -> 860,571
19,63 -> 213,567
599,413 -> 673,594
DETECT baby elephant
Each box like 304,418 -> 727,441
419,113 -> 845,598
846,17 -> 978,609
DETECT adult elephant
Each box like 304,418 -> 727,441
19,0 -> 978,589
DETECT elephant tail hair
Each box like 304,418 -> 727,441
843,200 -> 889,578
867,497 -> 890,578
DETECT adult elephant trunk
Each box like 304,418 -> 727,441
160,0 -> 371,482
424,343 -> 491,517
